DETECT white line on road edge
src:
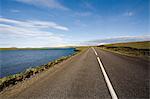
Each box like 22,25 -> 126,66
92,47 -> 98,56
92,47 -> 118,99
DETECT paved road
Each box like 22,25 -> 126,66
94,48 -> 149,99
0,48 -> 149,99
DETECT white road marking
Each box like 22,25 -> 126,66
92,47 -> 98,56
92,47 -> 118,99
97,57 -> 118,99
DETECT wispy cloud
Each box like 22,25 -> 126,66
15,0 -> 69,10
74,19 -> 87,27
0,18 -> 69,47
82,2 -> 94,10
124,11 -> 134,16
84,35 -> 150,45
0,18 -> 69,31
10,9 -> 20,13
75,12 -> 92,17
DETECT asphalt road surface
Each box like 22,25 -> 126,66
0,48 -> 149,99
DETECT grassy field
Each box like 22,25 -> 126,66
98,41 -> 150,57
102,41 -> 150,49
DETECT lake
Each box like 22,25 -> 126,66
0,48 -> 75,78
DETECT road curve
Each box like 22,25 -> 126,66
0,48 -> 149,99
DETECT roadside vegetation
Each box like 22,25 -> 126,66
98,41 -> 150,57
0,47 -> 86,92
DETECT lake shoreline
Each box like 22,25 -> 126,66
0,47 -> 74,50
0,48 -> 82,92
1,48 -> 76,77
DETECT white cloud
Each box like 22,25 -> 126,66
28,20 -> 69,31
0,18 -> 69,31
124,11 -> 134,16
10,9 -> 20,13
16,0 -> 69,10
0,18 -> 69,47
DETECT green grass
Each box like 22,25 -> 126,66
98,41 -> 150,57
103,41 -> 150,49
75,46 -> 90,51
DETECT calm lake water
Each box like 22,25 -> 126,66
0,48 -> 75,78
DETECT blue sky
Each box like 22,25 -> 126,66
0,0 -> 149,47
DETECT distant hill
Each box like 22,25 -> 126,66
99,41 -> 150,49
98,41 -> 150,57
0,48 -> 19,50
